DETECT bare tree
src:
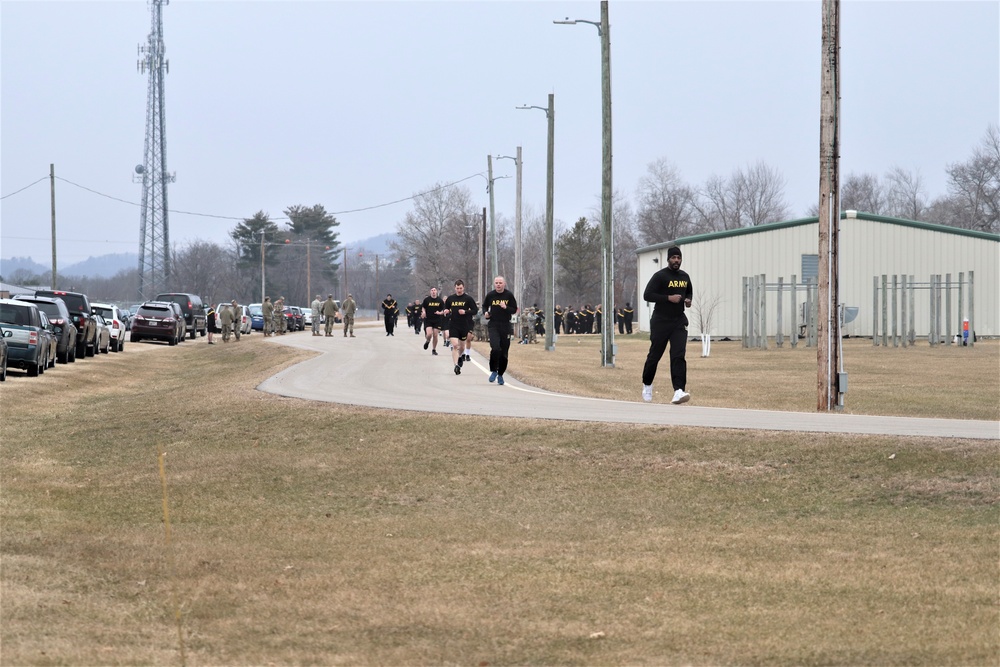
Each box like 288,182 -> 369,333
884,166 -> 927,221
391,184 -> 477,293
695,161 -> 790,230
840,172 -> 887,214
634,158 -> 699,245
943,124 -> 1000,233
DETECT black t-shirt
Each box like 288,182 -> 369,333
421,295 -> 446,326
445,294 -> 478,329
482,290 -> 518,328
643,267 -> 693,323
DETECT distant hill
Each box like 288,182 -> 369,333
342,232 -> 397,256
1,253 -> 138,280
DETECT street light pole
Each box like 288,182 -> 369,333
487,154 -> 499,279
555,1 -> 614,367
496,148 -> 523,316
517,95 -> 556,351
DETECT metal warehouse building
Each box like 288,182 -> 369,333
635,211 -> 999,340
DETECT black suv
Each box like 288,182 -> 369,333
34,289 -> 97,358
12,295 -> 79,363
153,292 -> 207,339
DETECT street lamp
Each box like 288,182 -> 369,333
555,1 -> 615,367
496,149 -> 522,317
517,95 -> 555,351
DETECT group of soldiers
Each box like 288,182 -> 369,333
546,303 -> 634,336
260,296 -> 288,336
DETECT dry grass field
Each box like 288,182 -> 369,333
1,332 -> 997,666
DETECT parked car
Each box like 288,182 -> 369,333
153,292 -> 207,339
91,302 -> 126,352
289,306 -> 305,331
248,303 -> 265,331
34,289 -> 97,358
12,294 -> 79,363
301,307 -> 313,328
93,314 -> 112,353
0,299 -> 50,376
37,311 -> 59,369
130,301 -> 186,345
213,303 -> 252,335
0,326 -> 7,381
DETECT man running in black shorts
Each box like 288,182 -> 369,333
444,279 -> 478,375
420,287 -> 446,355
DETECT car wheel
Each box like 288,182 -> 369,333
0,357 -> 6,381
101,340 -> 110,353
69,345 -> 76,362
169,335 -> 177,346
131,334 -> 140,343
32,359 -> 42,376
119,338 -> 125,352
59,347 -> 68,364
49,353 -> 56,368
85,340 -> 96,357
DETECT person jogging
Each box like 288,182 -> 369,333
641,245 -> 693,404
443,279 -> 478,375
420,287 -> 446,355
482,275 -> 518,385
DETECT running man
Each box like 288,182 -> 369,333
482,275 -> 518,385
444,280 -> 478,375
420,287 -> 446,356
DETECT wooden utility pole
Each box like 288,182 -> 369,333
817,0 -> 842,410
50,164 -> 57,289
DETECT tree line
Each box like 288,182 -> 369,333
6,126 -> 994,309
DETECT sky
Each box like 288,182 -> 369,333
1,0 -> 997,266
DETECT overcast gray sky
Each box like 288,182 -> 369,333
2,0 -> 997,265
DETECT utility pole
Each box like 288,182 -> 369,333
517,95 -> 556,351
305,238 -> 311,303
49,164 -> 57,290
497,148 -> 523,313
818,0 -> 842,410
260,230 -> 266,303
487,155 -> 498,279
555,2 -> 614,366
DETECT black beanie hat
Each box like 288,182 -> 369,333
667,246 -> 682,258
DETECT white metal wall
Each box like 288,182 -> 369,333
636,214 -> 999,338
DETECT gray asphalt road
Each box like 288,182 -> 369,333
258,323 -> 999,440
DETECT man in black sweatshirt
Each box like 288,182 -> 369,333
482,275 -> 518,385
641,246 -> 693,404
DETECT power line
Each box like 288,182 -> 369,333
2,172 -> 489,221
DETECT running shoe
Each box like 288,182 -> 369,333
489,371 -> 497,383
497,375 -> 505,385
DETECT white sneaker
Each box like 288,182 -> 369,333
672,389 -> 690,404
642,385 -> 653,402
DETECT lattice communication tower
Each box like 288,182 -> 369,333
135,0 -> 175,300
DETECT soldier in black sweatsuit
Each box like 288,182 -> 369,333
642,246 -> 693,398
481,276 -> 518,383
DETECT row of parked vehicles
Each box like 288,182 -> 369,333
0,290 -> 213,380
0,290 -> 331,380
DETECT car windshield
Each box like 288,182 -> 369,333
249,305 -> 262,316
93,307 -> 113,319
30,302 -> 61,319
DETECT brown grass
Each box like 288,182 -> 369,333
0,335 -> 997,666
506,334 -> 1000,420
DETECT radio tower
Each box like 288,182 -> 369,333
135,0 -> 174,300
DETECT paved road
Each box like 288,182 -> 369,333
258,323 -> 999,440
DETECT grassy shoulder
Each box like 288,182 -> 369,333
506,334 -> 999,421
1,337 -> 997,665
